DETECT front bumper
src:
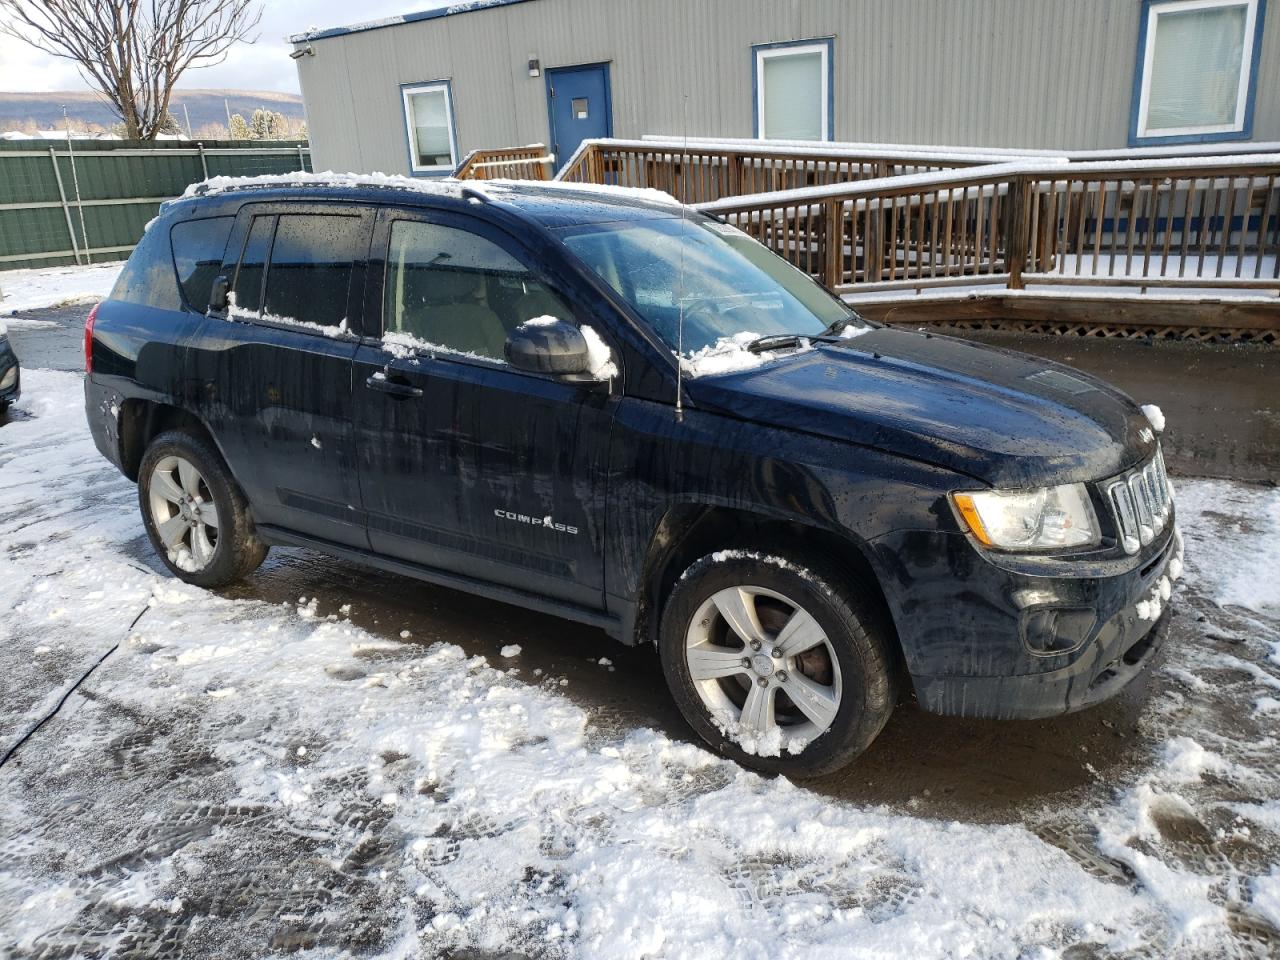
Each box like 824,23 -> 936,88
876,522 -> 1183,720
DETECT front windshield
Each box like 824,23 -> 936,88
555,215 -> 865,355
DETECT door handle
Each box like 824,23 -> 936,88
366,374 -> 423,400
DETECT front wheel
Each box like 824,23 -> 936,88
659,550 -> 897,777
138,430 -> 267,588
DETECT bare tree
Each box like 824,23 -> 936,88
0,0 -> 261,141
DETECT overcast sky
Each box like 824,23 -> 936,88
0,1 -> 449,95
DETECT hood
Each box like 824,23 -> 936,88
687,329 -> 1157,488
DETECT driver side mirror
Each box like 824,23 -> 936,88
208,275 -> 229,314
505,318 -> 593,377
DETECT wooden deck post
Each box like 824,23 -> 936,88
824,200 -> 843,289
1006,176 -> 1030,290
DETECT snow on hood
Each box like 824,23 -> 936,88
686,327 -> 1157,487
679,331 -> 814,378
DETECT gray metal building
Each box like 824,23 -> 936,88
291,0 -> 1280,176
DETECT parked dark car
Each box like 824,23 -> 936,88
0,324 -> 19,411
84,177 -> 1181,776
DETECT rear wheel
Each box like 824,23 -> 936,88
659,550 -> 897,777
138,430 -> 267,587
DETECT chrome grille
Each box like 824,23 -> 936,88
1107,448 -> 1173,555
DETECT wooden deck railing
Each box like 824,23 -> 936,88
694,157 -> 1280,300
555,137 -> 998,204
453,144 -> 553,181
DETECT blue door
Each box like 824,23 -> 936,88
546,63 -> 612,171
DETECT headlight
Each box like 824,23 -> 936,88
0,365 -> 15,391
951,483 -> 1100,551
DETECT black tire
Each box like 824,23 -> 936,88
138,429 -> 267,588
658,549 -> 897,778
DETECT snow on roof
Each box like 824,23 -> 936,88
289,0 -> 536,44
182,170 -> 475,200
488,177 -> 682,208
178,170 -> 681,214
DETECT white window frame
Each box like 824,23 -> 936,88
754,41 -> 831,141
1134,0 -> 1261,140
401,80 -> 458,175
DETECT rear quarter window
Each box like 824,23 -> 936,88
171,216 -> 233,312
109,221 -> 183,311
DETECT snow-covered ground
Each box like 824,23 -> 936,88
1,369 -> 1279,958
0,262 -> 124,317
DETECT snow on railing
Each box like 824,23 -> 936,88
454,143 -> 552,181
553,137 -> 1003,206
642,134 -> 1280,164
691,154 -> 1280,300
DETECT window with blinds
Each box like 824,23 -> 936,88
1135,0 -> 1261,141
401,81 -> 457,173
754,40 -> 832,142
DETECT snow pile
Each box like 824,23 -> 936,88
0,261 -> 123,314
382,330 -> 492,363
1176,480 -> 1280,613
840,323 -> 875,340
227,297 -> 349,339
1253,869 -> 1280,929
579,324 -> 617,379
1141,403 -> 1166,433
679,331 -> 813,378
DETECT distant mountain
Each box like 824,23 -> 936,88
0,89 -> 304,133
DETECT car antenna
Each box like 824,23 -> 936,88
675,92 -> 689,424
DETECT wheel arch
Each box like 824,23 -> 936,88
118,399 -> 221,482
632,504 -> 908,684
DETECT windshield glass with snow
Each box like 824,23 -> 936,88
556,215 -> 861,355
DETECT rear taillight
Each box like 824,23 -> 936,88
84,302 -> 99,374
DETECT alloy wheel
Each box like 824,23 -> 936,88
684,584 -> 842,752
148,455 -> 220,572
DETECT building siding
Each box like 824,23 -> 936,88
294,0 -> 1280,173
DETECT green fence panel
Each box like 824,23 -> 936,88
0,139 -> 312,271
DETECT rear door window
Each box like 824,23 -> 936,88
170,216 -> 233,312
262,214 -> 364,330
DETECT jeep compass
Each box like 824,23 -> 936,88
85,175 -> 1181,776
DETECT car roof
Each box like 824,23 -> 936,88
168,174 -> 685,229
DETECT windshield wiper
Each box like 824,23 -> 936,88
744,333 -> 806,354
816,315 -> 855,338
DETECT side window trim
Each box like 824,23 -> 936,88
230,213 -> 276,316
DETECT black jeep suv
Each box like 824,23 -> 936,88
85,175 -> 1181,776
